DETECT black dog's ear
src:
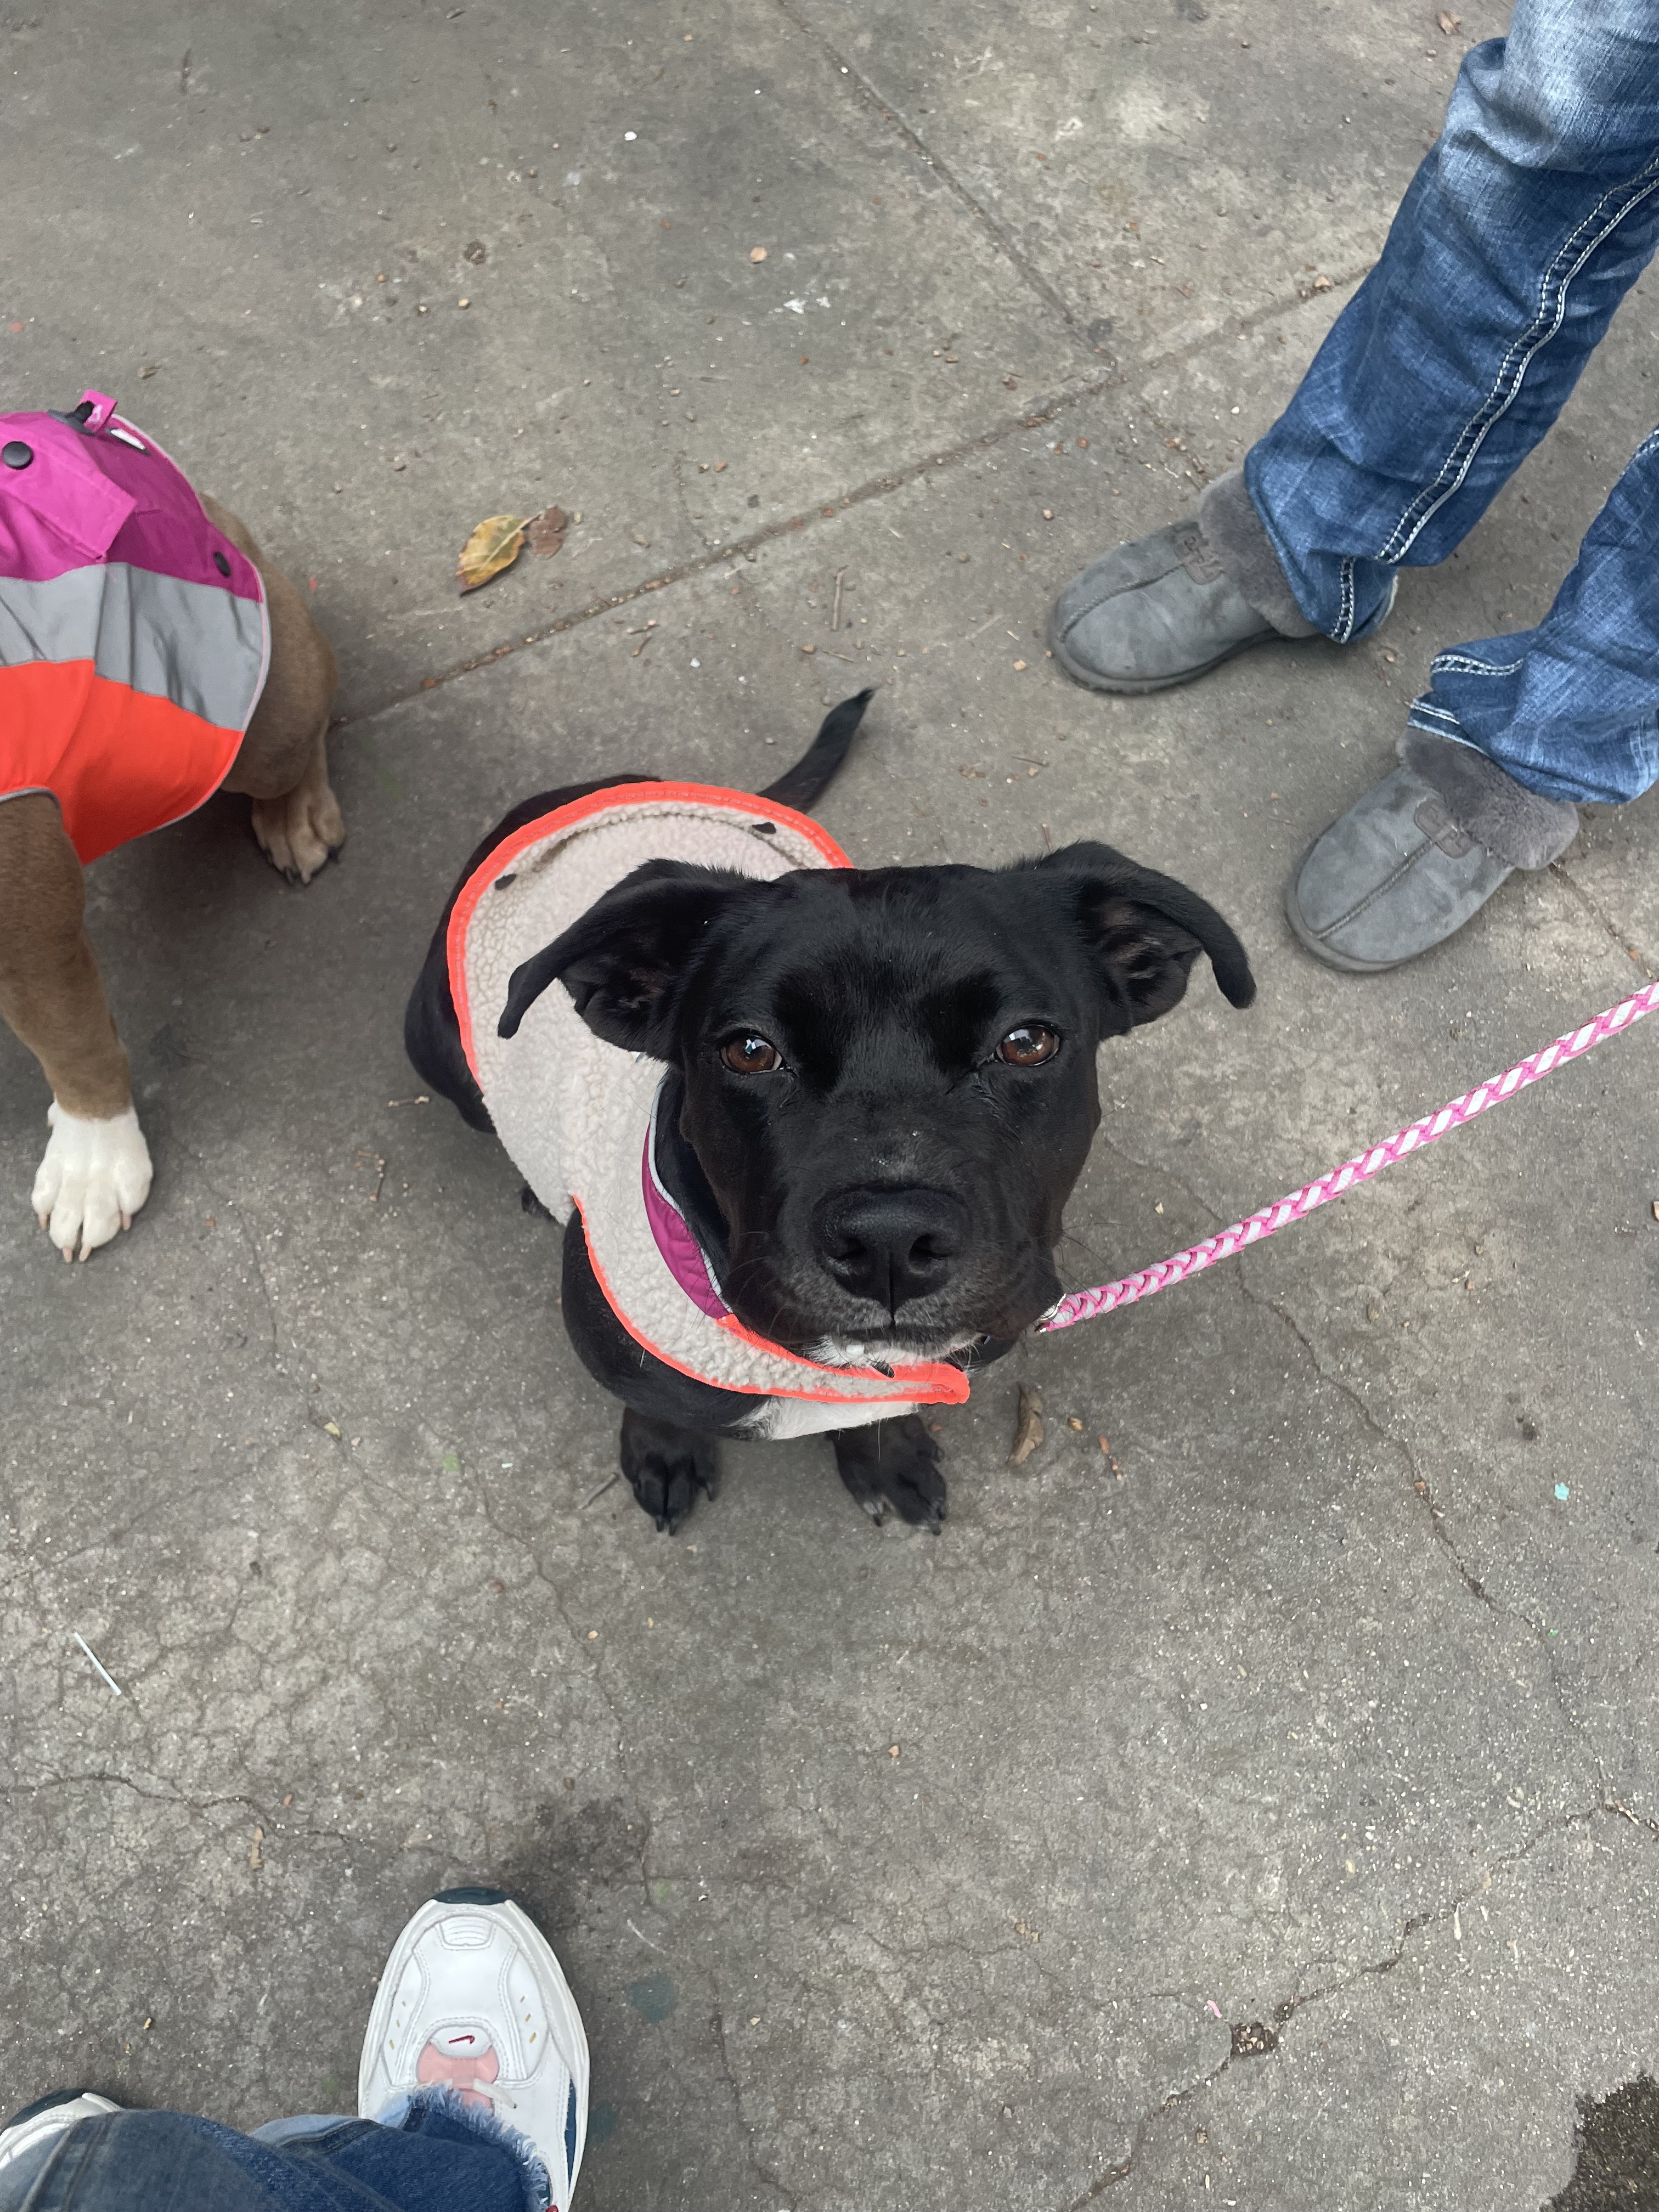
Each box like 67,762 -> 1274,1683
498,860 -> 759,1056
1036,841 -> 1256,1031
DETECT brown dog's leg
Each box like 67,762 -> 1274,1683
204,495 -> 344,884
0,793 -> 153,1259
245,722 -> 344,884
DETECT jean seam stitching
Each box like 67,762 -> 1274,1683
1376,153 -> 1659,565
1431,653 -> 1527,676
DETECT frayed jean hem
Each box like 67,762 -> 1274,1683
375,2089 -> 553,2212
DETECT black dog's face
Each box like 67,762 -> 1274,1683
500,843 -> 1253,1358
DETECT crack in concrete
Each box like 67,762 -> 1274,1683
1060,1802 -> 1639,2208
1548,855 -> 1657,983
1238,1268 -> 1634,1803
10,1768 -> 357,1848
710,2002 -> 800,2210
1246,1271 -> 1498,1616
177,1146 -> 360,1493
1073,1123 -> 1616,1770
1065,1121 -> 1652,1859
669,448 -> 706,556
467,1470 -> 634,1765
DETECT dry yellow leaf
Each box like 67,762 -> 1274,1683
456,512 -> 529,594
1009,1384 -> 1045,1465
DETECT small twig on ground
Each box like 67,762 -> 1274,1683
73,1632 -> 124,1697
831,567 -> 845,631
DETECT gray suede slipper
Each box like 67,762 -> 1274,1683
1048,469 -> 1325,696
1284,738 -> 1578,973
1047,518 -> 1284,694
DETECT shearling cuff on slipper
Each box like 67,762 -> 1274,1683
1197,467 -> 1320,640
1397,731 -> 1578,870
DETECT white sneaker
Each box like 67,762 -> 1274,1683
358,1886 -> 589,2210
0,2091 -> 122,2175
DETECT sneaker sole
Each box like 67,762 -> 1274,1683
1046,604 -> 1282,696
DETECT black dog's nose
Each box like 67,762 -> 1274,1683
815,1187 -> 968,1313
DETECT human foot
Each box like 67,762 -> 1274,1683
1048,467 -> 1325,694
1284,733 -> 1577,972
359,1888 -> 590,2209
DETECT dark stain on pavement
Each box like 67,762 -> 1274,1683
625,1969 -> 678,2024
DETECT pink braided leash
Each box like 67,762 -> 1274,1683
1035,975 -> 1659,1334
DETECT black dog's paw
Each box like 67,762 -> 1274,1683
619,1407 -> 720,1533
832,1415 -> 946,1533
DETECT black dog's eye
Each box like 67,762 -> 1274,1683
996,1024 -> 1060,1067
720,1034 -> 782,1074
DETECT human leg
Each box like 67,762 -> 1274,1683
1405,428 -> 1659,806
1048,0 -> 1659,688
0,1886 -> 589,2212
1283,424 -> 1658,970
1250,0 -> 1659,640
0,2107 -> 533,2212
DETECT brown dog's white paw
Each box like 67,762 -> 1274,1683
251,766 -> 345,885
31,1103 -> 154,1261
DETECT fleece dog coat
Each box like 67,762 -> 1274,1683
0,392 -> 269,864
447,782 -> 971,1438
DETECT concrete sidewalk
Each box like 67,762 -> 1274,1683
3,3 -> 1656,2206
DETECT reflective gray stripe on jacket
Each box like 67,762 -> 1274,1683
0,561 -> 268,730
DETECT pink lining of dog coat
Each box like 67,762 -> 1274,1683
641,1093 -> 730,1323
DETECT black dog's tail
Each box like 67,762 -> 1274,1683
759,689 -> 874,814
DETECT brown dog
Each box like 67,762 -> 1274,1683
0,488 -> 340,1260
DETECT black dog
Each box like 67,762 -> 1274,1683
407,694 -> 1254,1533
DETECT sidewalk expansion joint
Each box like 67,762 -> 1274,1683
335,272 -> 1369,735
1548,856 -> 1657,982
769,0 -> 1085,337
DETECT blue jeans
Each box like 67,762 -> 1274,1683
0,2096 -> 545,2212
1246,0 -> 1659,808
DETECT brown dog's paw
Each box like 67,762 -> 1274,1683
832,1414 -> 946,1532
251,773 -> 345,885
